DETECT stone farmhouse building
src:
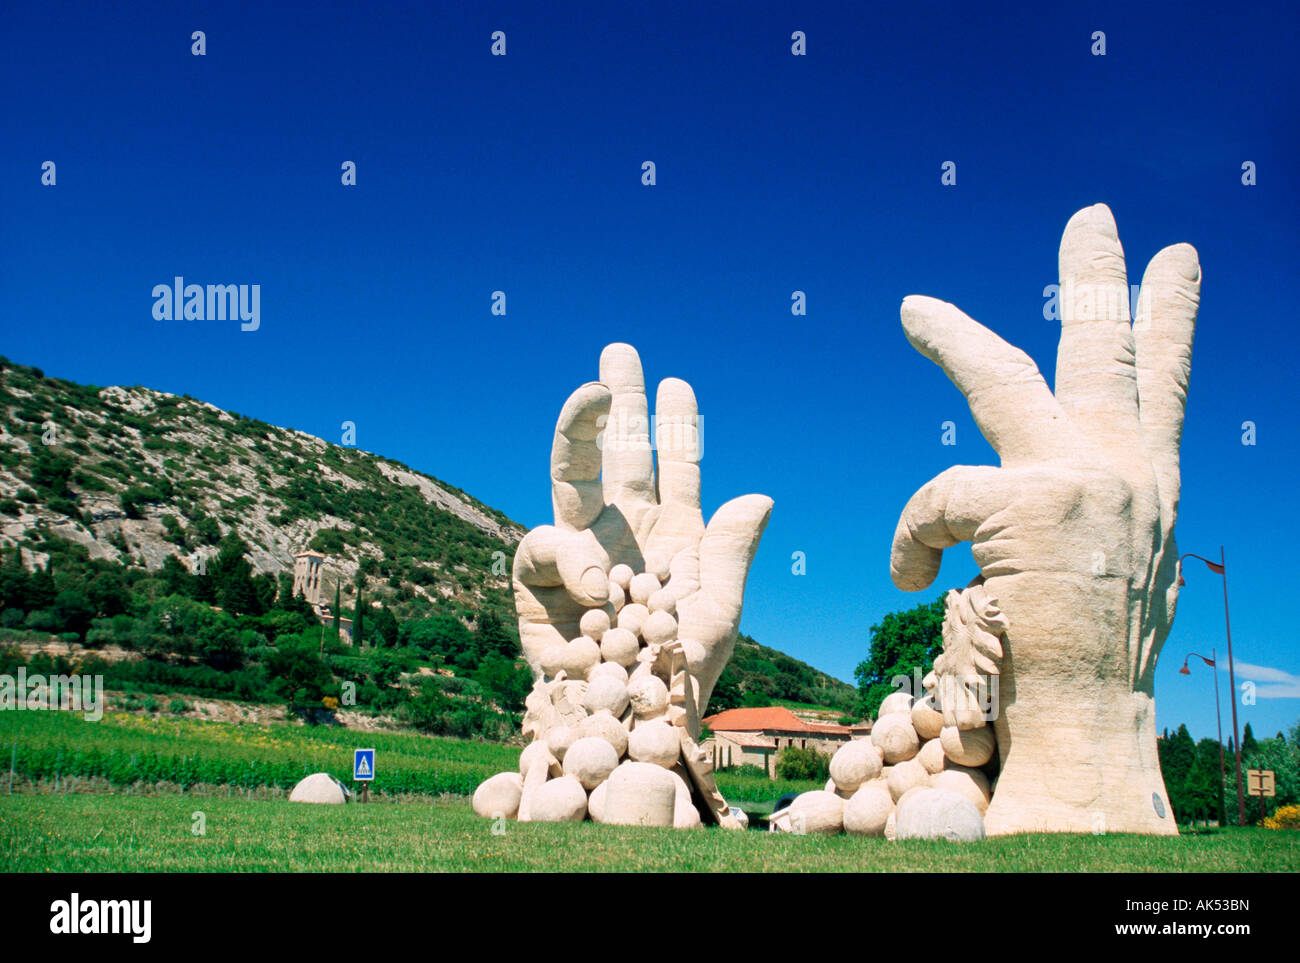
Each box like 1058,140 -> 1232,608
701,706 -> 872,777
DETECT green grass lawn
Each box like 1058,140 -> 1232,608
3,794 -> 1297,872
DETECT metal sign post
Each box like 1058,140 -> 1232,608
1247,768 -> 1275,823
353,748 -> 375,803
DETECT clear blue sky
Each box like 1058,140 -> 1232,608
2,1 -> 1297,742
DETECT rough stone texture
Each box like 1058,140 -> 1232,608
603,761 -> 677,827
562,637 -> 602,679
545,725 -> 577,762
917,738 -> 946,775
939,725 -> 995,768
627,675 -> 670,719
583,676 -> 630,718
933,767 -> 992,813
588,661 -> 629,686
912,693 -> 945,741
627,720 -> 681,768
522,775 -> 588,823
579,607 -> 611,640
599,627 -> 639,667
787,790 -> 845,835
289,772 -> 348,804
671,770 -> 702,829
830,740 -> 882,793
843,784 -> 893,836
588,780 -> 609,823
889,205 -> 1197,836
884,810 -> 897,841
872,713 -> 920,764
576,710 -> 629,758
472,771 -> 523,818
895,788 -> 986,842
512,343 -> 773,722
887,758 -> 930,802
518,740 -> 560,778
563,737 -> 620,790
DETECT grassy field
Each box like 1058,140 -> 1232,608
0,711 -> 820,807
3,794 -> 1297,872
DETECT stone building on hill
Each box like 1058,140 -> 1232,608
701,705 -> 872,777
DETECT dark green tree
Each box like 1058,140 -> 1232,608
853,594 -> 945,719
1158,724 -> 1197,822
1242,722 -> 1258,758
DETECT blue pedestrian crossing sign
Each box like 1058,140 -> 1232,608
353,748 -> 375,781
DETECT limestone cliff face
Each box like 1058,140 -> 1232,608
0,359 -> 525,607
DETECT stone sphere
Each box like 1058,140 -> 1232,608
577,710 -> 629,758
787,791 -> 845,835
545,726 -> 577,762
583,676 -> 630,718
289,772 -> 348,804
563,736 -> 620,790
896,784 -> 929,811
627,719 -> 680,768
602,761 -> 676,827
678,638 -> 706,674
878,691 -> 915,717
829,740 -> 882,793
588,781 -> 609,823
911,693 -> 945,741
608,581 -> 626,612
939,725 -> 995,768
519,740 -> 556,777
872,713 -> 920,764
588,661 -> 629,686
539,645 -> 565,677
641,610 -> 678,646
932,767 -> 991,813
895,788 -> 986,842
616,603 -> 650,637
670,771 -> 701,829
609,564 -> 635,591
843,784 -> 893,836
643,553 -> 671,580
562,637 -> 601,679
579,607 -> 612,640
524,775 -> 588,823
472,771 -> 523,819
629,572 -> 661,605
917,738 -> 946,775
887,758 -> 930,802
599,627 -> 640,667
627,675 -> 670,719
647,589 -> 676,614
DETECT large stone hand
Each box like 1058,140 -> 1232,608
513,343 -> 773,717
891,204 -> 1200,835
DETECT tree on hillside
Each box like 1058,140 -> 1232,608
475,609 -> 515,659
1158,724 -> 1197,821
209,533 -> 264,616
1242,722 -> 1258,758
853,594 -> 945,720
331,583 -> 341,640
353,573 -> 365,646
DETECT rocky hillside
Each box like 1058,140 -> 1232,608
0,357 -> 524,619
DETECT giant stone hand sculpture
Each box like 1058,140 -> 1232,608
513,343 -> 773,719
891,204 -> 1200,835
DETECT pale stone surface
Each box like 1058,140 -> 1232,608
843,784 -> 893,836
576,710 -> 629,758
939,725 -> 995,768
579,607 -> 612,640
912,693 -> 945,741
588,661 -> 629,686
539,645 -> 565,678
472,771 -> 523,818
887,758 -> 930,802
289,772 -> 348,804
629,572 -> 661,605
933,767 -> 992,813
641,609 -> 678,646
545,725 -> 577,762
583,676 -> 630,718
608,581 -> 626,612
523,775 -> 588,823
917,738 -> 946,775
588,780 -> 609,822
627,719 -> 681,768
512,344 -> 773,722
647,588 -> 676,614
872,713 -> 920,763
878,691 -> 915,717
884,810 -> 897,841
616,603 -> 650,637
671,771 -> 702,828
603,761 -> 677,827
787,790 -> 845,835
599,627 -> 640,667
563,736 -> 620,790
627,675 -> 669,719
519,740 -> 559,778
889,206 -> 1197,835
561,637 -> 602,679
895,788 -> 985,842
829,739 -> 882,793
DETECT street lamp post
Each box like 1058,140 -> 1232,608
1179,648 -> 1226,824
1178,547 -> 1245,825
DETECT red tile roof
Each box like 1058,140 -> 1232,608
703,706 -> 860,736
